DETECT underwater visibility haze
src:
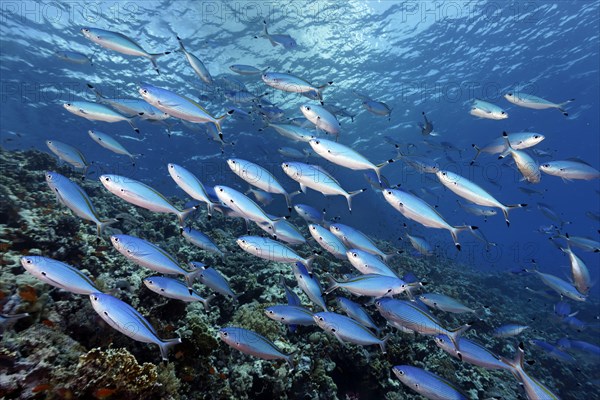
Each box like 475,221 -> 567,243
0,1 -> 599,399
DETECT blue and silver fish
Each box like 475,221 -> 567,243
89,292 -> 181,360
435,335 -> 512,371
168,163 -> 216,218
265,305 -> 315,329
63,101 -> 140,133
505,92 -> 574,116
219,327 -> 294,369
143,276 -> 213,310
418,293 -> 476,314
100,174 -> 196,225
325,274 -> 413,298
111,234 -> 200,288
46,140 -> 89,174
336,297 -> 380,334
345,248 -> 398,278
21,256 -> 99,295
329,223 -> 399,261
392,365 -> 468,400
81,27 -> 170,74
313,312 -> 389,353
237,236 -> 315,269
259,20 -> 297,49
45,171 -> 118,236
176,36 -> 213,84
189,262 -> 238,300
309,224 -> 347,260
181,227 -> 224,257
493,324 -> 529,338
293,262 -> 327,311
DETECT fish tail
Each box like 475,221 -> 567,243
345,188 -> 367,213
262,20 -> 269,37
449,225 -> 473,251
382,250 -> 403,263
324,273 -> 339,295
379,333 -> 391,354
148,51 -> 171,75
375,160 -> 394,182
304,255 -> 316,275
126,118 -> 140,134
470,144 -> 482,165
96,218 -> 119,236
176,35 -> 186,52
499,342 -> 525,378
448,323 -> 472,355
158,337 -> 182,361
558,98 -> 575,116
285,352 -> 296,371
177,205 -> 198,226
502,204 -> 527,227
316,81 -> 334,100
213,110 -> 235,140
183,264 -> 203,288
86,83 -> 104,101
201,294 -> 216,312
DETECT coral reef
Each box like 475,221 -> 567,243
0,147 -> 598,399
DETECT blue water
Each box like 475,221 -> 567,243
1,0 -> 599,397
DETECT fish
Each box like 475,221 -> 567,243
470,99 -> 508,120
537,202 -> 570,228
292,262 -> 327,311
313,312 -> 389,352
362,100 -> 392,120
325,274 -> 413,298
265,305 -> 315,328
110,234 -> 200,288
345,249 -> 398,278
555,233 -> 600,253
86,83 -> 170,122
309,138 -> 394,182
435,170 -> 526,226
20,256 -> 99,295
504,92 -> 574,116
138,83 -> 232,139
81,27 -> 170,74
100,174 -> 197,225
418,293 -> 476,314
227,158 -> 295,211
539,160 -> 600,181
500,342 -> 562,400
499,132 -> 541,184
435,335 -> 512,371
262,72 -> 331,100
294,204 -> 329,227
561,245 -> 591,294
456,200 -> 498,219
530,339 -> 575,363
168,163 -> 216,218
375,298 -> 470,350
0,313 -> 29,331
405,233 -> 434,256
335,297 -> 380,333
258,215 -> 306,245
265,123 -> 316,142
470,132 -> 545,165
329,223 -> 399,261
218,327 -> 294,369
278,147 -> 309,159
300,105 -> 341,136
63,101 -> 140,133
45,140 -> 89,175
237,236 -> 315,270
88,130 -> 138,164
392,365 -> 468,400
180,227 -> 224,257
229,64 -> 265,75
176,36 -> 213,84
396,151 -> 440,174
528,269 -> 587,302
55,50 -> 93,65
189,262 -> 238,300
558,338 -> 600,357
382,188 -> 475,250
246,188 -> 274,206
214,185 -> 280,233
89,293 -> 181,360
492,324 -> 529,338
260,20 -> 297,49
419,112 -> 434,135
143,276 -> 213,310
308,224 -> 347,260
281,162 -> 366,212
45,171 -> 118,236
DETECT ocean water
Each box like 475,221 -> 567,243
1,1 -> 599,399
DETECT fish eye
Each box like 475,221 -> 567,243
66,103 -> 71,106
113,237 -> 119,242
305,106 -> 310,111
93,296 -> 98,300
241,240 -> 246,243
25,259 -> 32,264
507,93 -> 512,96
375,301 -> 380,306
315,140 -> 319,144
222,332 -> 228,337
147,280 -> 153,284
501,111 -> 506,114
83,28 -> 89,32
352,253 -> 357,257
104,177 -> 110,182
534,135 -> 539,138
268,310 -> 274,314
318,317 -> 324,321
219,188 -> 224,192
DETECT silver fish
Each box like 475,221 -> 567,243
143,276 -> 213,310
313,312 -> 389,352
505,92 -> 574,116
20,255 -> 99,295
219,327 -> 294,369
